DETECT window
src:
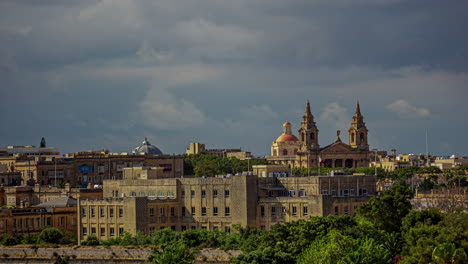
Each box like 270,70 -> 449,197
268,191 -> 273,197
167,191 -> 174,199
171,226 -> 176,231
119,228 -> 124,235
289,189 -> 295,197
182,207 -> 186,217
139,191 -> 145,197
119,208 -> 123,217
334,206 -> 339,215
81,208 -> 86,217
170,207 -> 175,216
362,188 -> 368,195
191,226 -> 196,230
225,190 -> 230,198
201,190 -> 206,198
343,189 -> 349,196
100,208 -> 105,217
91,208 -> 95,217
225,226 -> 231,234
149,208 -> 154,217
213,207 -> 218,216
261,226 -> 266,230
158,191 -> 165,199
100,228 -> 105,236
60,217 -> 65,226
110,208 -> 114,217
331,189 -> 337,196
191,190 -> 195,198
82,227 -> 87,236
350,189 -> 356,196
213,190 -> 218,198
303,206 -> 308,216
322,189 -> 328,195
91,227 -> 96,235
299,189 -> 306,197
191,207 -> 195,216
130,191 -> 136,197
160,208 -> 165,217
202,207 -> 206,216
271,206 -> 276,216
292,206 -> 297,216
149,191 -> 155,200
260,206 -> 265,216
110,228 -> 115,237
225,207 -> 230,216
281,206 -> 286,216
344,206 -> 349,215
181,226 -> 187,231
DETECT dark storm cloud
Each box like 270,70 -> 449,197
1,0 -> 467,156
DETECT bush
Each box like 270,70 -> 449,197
0,235 -> 17,246
81,235 -> 100,246
37,228 -> 64,244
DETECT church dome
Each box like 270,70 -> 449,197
132,138 -> 163,155
276,134 -> 299,142
275,121 -> 299,142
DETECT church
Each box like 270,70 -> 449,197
266,100 -> 370,169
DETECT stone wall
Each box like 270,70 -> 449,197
0,247 -> 241,264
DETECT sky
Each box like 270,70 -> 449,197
1,0 -> 467,157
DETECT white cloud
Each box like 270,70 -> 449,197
386,99 -> 430,118
319,103 -> 349,132
139,86 -> 206,130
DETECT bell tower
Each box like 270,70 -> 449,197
348,101 -> 369,150
298,100 -> 320,150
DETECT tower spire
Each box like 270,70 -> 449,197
355,100 -> 361,116
306,99 -> 311,116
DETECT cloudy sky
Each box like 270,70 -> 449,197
1,0 -> 467,156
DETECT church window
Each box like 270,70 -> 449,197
301,134 -> 305,141
310,133 -> 315,140
360,132 -> 365,142
351,133 -> 355,143
282,150 -> 288,156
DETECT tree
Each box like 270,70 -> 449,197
297,230 -> 390,264
432,243 -> 467,264
147,241 -> 197,264
81,235 -> 100,246
357,185 -> 413,233
231,246 -> 294,264
37,228 -> 64,244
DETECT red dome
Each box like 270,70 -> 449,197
283,121 -> 291,126
276,134 -> 299,142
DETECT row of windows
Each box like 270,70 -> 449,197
82,207 -> 123,218
150,225 -> 231,233
260,205 -> 308,217
147,206 -> 231,217
130,190 -> 175,199
13,217 -> 51,229
334,205 -> 359,216
183,189 -> 230,198
82,227 -> 124,237
321,188 -> 367,196
267,189 -> 307,197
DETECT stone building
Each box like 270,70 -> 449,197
186,142 -> 250,159
78,168 -> 376,242
267,100 -> 370,169
0,196 -> 77,236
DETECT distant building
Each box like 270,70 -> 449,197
78,167 -> 376,242
266,101 -> 370,169
186,142 -> 249,159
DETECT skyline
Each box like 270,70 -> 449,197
1,1 -> 467,156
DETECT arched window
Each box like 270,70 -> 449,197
360,132 -> 365,142
351,133 -> 355,143
148,191 -> 155,200
167,191 -> 174,198
130,191 -> 136,197
139,191 -> 145,197
282,149 -> 288,156
158,191 -> 165,199
301,134 -> 305,141
310,133 -> 315,140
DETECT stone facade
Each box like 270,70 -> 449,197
78,172 -> 376,242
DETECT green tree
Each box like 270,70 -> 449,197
37,228 -> 64,244
432,243 -> 467,264
297,230 -> 390,264
147,241 -> 197,264
81,235 -> 100,246
357,185 -> 413,233
231,246 -> 294,264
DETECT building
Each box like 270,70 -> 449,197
266,100 -> 370,169
0,196 -> 77,236
77,167 -> 376,242
186,142 -> 250,159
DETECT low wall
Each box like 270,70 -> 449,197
0,247 -> 241,264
